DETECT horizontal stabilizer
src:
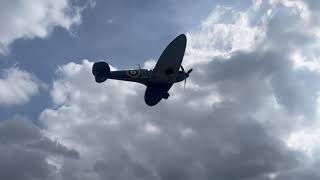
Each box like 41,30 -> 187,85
92,61 -> 110,83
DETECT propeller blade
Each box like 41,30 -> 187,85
181,66 -> 185,72
184,78 -> 186,89
187,68 -> 193,75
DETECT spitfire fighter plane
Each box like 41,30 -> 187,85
92,34 -> 192,106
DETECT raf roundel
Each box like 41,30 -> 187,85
127,70 -> 140,78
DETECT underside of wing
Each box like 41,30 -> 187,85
144,84 -> 173,106
152,34 -> 187,82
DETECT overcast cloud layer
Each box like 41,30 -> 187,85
1,0 -> 320,180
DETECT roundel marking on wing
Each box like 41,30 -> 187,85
127,70 -> 140,78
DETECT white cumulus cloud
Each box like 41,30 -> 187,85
0,0 -> 85,54
0,67 -> 41,105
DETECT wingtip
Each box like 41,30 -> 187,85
173,34 -> 187,46
178,34 -> 187,40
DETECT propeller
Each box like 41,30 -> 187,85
181,66 -> 193,88
181,65 -> 185,72
186,69 -> 193,75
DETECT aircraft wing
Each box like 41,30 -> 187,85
151,34 -> 187,82
144,84 -> 173,106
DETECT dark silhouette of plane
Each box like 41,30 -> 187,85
92,34 -> 192,106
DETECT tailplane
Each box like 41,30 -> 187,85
92,61 -> 110,83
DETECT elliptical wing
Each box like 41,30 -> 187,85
151,34 -> 187,82
144,84 -> 173,106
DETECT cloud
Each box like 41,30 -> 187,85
40,59 -> 303,180
185,5 -> 264,66
37,0 -> 320,179
0,0 -> 87,54
0,67 -> 41,106
0,117 -> 79,180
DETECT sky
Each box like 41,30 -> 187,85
1,0 -> 320,179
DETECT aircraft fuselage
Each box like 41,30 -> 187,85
108,69 -> 186,86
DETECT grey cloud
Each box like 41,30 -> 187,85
272,156 -> 320,180
300,0 -> 320,26
141,119 -> 299,180
0,118 -> 79,180
40,60 -> 304,180
93,156 -> 155,180
0,117 -> 41,144
28,138 -> 79,159
265,6 -> 315,51
191,2 -> 320,119
0,118 -> 79,158
195,50 -> 320,119
122,94 -> 303,180
0,146 -> 54,180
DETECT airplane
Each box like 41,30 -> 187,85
92,34 -> 192,106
